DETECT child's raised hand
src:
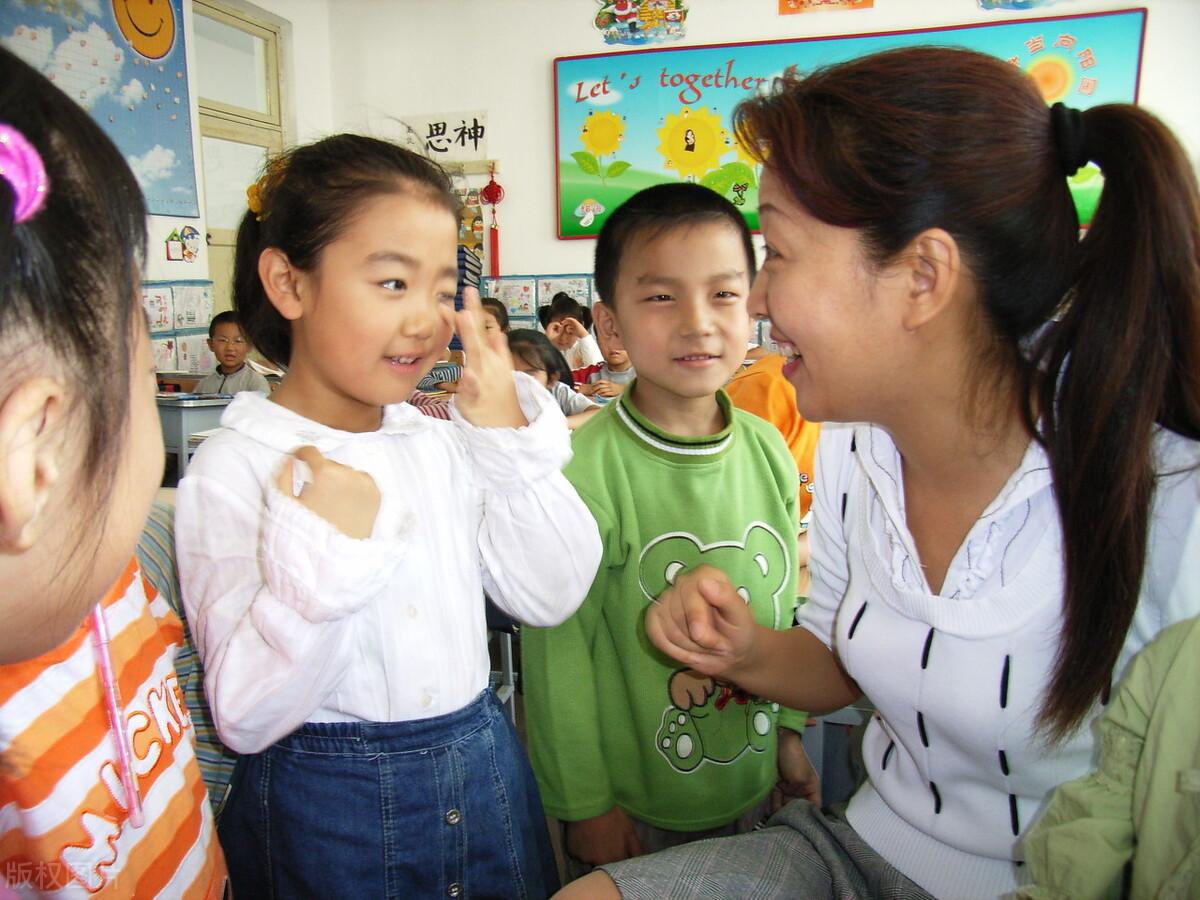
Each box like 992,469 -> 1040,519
545,316 -> 587,351
443,287 -> 528,429
274,445 -> 381,540
645,564 -> 758,680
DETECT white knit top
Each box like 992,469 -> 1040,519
802,423 -> 1200,899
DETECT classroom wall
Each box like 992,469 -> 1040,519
245,0 -> 1200,276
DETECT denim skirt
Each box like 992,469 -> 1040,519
218,689 -> 559,899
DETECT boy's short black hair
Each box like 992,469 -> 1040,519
594,183 -> 756,307
207,310 -> 243,339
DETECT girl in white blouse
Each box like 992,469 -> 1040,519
176,135 -> 602,899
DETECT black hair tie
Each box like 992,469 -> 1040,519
1050,102 -> 1089,177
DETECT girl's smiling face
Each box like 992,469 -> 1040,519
279,192 -> 459,431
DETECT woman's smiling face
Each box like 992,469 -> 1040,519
750,166 -> 908,425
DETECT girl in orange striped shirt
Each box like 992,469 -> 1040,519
0,47 -> 225,897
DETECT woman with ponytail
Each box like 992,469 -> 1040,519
562,45 -> 1200,900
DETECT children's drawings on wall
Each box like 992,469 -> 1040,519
177,332 -> 217,375
143,286 -> 174,334
0,0 -> 199,217
594,1 -> 688,47
483,277 -> 537,318
151,336 -> 178,372
555,8 -> 1144,238
538,277 -> 593,308
173,284 -> 214,330
143,281 -> 214,370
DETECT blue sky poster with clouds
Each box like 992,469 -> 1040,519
2,0 -> 199,217
555,8 -> 1145,238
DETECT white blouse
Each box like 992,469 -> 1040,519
803,422 -> 1200,899
176,373 -> 603,754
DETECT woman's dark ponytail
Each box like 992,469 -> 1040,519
1032,103 -> 1200,740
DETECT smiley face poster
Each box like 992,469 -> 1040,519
1,0 -> 199,217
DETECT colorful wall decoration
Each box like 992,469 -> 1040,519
1,0 -> 199,217
594,1 -> 688,47
780,1 -> 874,14
555,8 -> 1145,238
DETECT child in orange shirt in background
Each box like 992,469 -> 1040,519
726,352 -> 821,594
0,47 -> 225,897
726,353 -> 821,518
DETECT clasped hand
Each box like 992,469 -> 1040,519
645,564 -> 759,681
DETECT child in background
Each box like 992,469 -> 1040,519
725,351 -> 820,519
538,291 -> 604,381
522,183 -> 814,880
195,310 -> 271,395
415,346 -> 462,392
480,295 -> 509,333
508,328 -> 601,430
0,46 -> 226,896
1019,611 -> 1200,900
175,135 -> 602,898
578,322 -> 635,403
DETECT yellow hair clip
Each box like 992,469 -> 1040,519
246,181 -> 264,219
246,155 -> 287,222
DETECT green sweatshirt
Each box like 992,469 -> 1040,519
523,389 -> 805,832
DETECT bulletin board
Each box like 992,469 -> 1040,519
143,280 -> 216,374
554,7 -> 1146,238
483,273 -> 595,330
0,0 -> 200,217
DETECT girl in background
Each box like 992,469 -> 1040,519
0,46 -> 225,897
481,295 -> 510,333
538,291 -> 603,380
176,135 -> 601,898
509,328 -> 601,430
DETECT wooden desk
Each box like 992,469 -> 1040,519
157,396 -> 231,480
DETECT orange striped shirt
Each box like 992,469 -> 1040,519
1,559 -> 226,898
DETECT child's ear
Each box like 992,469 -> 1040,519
0,377 -> 66,552
897,228 -> 962,333
258,247 -> 305,321
593,301 -> 625,352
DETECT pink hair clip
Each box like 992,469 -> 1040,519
0,124 -> 50,225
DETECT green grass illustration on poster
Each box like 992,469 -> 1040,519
554,8 -> 1145,238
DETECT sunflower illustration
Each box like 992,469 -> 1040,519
581,110 -> 626,157
657,107 -> 728,180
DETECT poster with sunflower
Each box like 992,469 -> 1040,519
554,8 -> 1144,238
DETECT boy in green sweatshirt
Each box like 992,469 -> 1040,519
523,183 -> 814,877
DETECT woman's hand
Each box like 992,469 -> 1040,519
441,287 -> 527,429
274,445 -> 380,539
645,564 -> 759,681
